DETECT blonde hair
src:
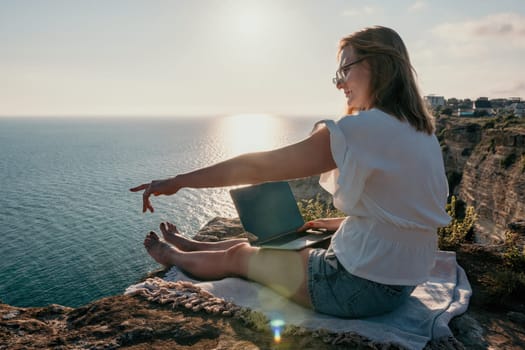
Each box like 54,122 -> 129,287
339,26 -> 435,134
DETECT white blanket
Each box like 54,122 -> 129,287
127,250 -> 471,350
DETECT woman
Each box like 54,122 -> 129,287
130,26 -> 450,318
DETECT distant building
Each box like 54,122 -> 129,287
489,98 -> 508,109
433,95 -> 523,116
508,103 -> 525,117
458,99 -> 473,110
424,95 -> 446,108
446,97 -> 458,105
473,97 -> 493,115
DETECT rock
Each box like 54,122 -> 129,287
2,309 -> 20,320
37,304 -> 73,317
438,117 -> 525,241
0,296 -> 333,349
507,311 -> 525,324
289,175 -> 331,204
508,221 -> 525,235
449,314 -> 487,349
194,217 -> 257,242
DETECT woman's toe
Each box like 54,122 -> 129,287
167,222 -> 178,233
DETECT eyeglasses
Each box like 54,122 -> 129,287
332,57 -> 366,85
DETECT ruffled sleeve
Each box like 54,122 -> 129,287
313,119 -> 372,214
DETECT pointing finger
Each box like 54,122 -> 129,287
130,184 -> 149,192
145,194 -> 154,213
143,200 -> 155,213
142,190 -> 149,213
143,188 -> 157,213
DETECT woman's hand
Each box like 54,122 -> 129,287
298,217 -> 346,233
129,177 -> 180,213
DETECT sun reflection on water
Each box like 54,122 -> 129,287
217,113 -> 287,157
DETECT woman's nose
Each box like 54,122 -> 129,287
336,80 -> 344,90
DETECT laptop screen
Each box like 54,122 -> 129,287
229,181 -> 305,241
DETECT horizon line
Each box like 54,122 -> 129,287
0,113 -> 326,119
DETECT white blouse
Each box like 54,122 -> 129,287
316,109 -> 451,285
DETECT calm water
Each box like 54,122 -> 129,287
0,115 -> 320,307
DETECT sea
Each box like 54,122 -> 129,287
0,115 -> 321,307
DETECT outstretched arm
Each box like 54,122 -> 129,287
130,126 -> 336,212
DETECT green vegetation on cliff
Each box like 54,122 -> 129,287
297,195 -> 345,222
438,196 -> 476,250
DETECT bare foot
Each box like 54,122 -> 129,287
144,231 -> 180,267
159,222 -> 196,251
160,221 -> 249,252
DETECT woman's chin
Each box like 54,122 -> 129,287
346,96 -> 356,107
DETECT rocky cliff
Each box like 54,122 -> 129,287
437,116 -> 525,241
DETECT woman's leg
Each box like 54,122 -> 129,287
159,222 -> 249,251
144,232 -> 312,308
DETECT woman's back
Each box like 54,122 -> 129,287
318,109 -> 451,285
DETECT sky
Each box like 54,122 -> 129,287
1,0 -> 524,117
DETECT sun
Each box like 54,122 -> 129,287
236,9 -> 264,36
229,3 -> 272,39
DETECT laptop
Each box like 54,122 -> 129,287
229,181 -> 333,250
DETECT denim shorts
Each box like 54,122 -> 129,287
307,247 -> 415,318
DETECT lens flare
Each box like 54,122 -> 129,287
270,319 -> 285,343
274,329 -> 281,343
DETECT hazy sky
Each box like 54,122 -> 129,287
1,0 -> 524,117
